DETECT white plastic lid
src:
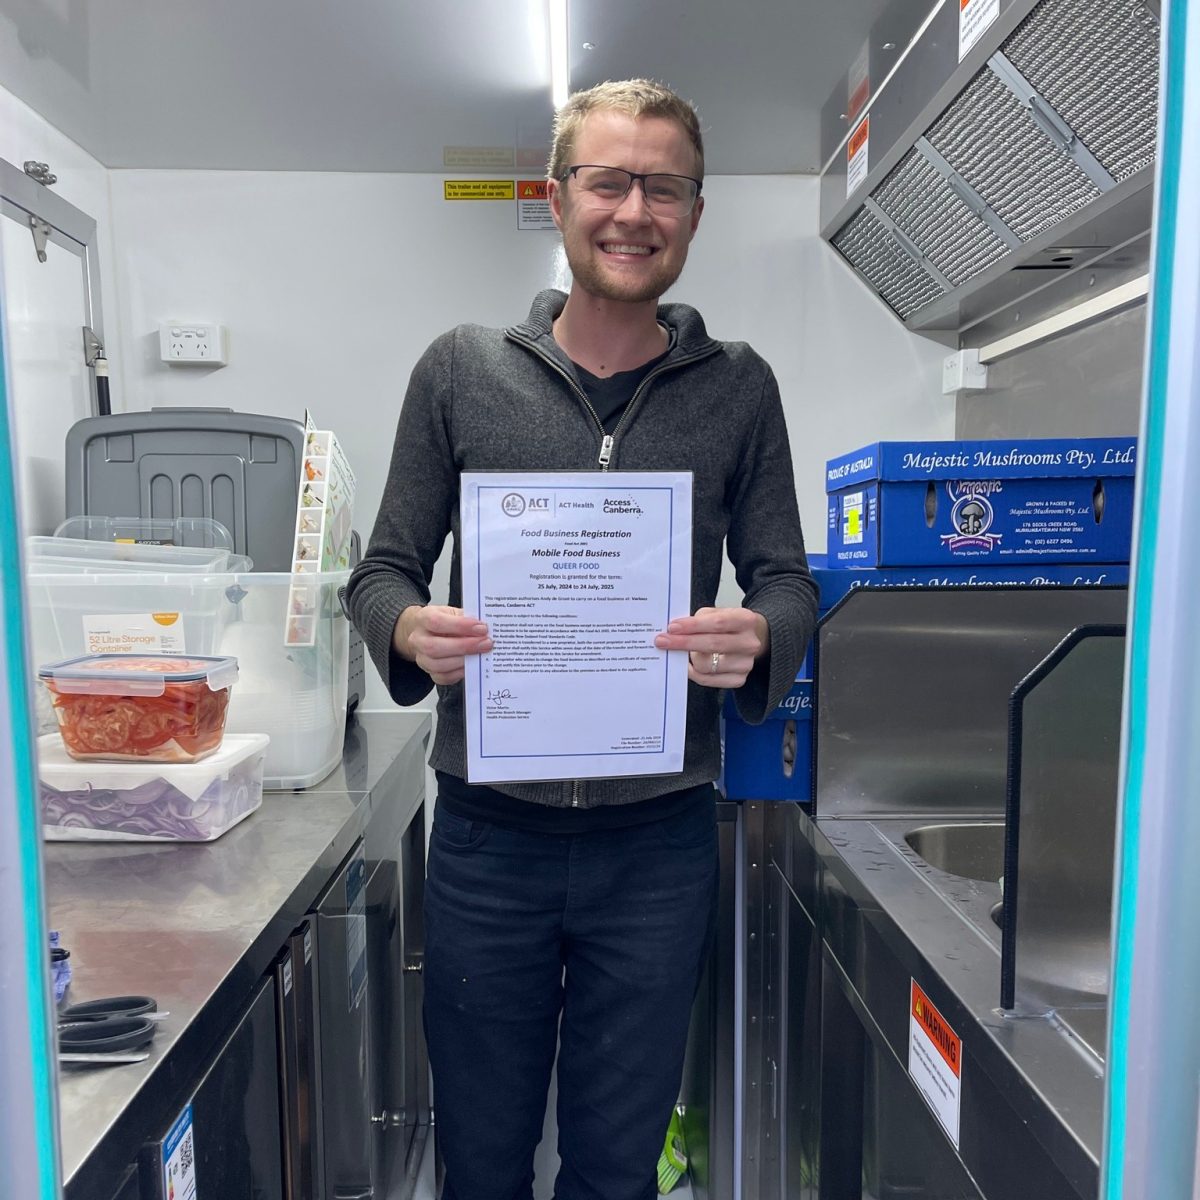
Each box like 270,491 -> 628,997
37,732 -> 270,802
38,653 -> 239,696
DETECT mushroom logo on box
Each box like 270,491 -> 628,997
941,481 -> 1003,553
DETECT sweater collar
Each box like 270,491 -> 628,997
508,288 -> 721,363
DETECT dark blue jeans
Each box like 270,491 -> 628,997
424,793 -> 720,1200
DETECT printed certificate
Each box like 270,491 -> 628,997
461,471 -> 692,784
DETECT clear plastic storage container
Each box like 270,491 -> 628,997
24,571 -> 240,704
218,571 -> 350,789
39,653 -> 239,763
27,535 -> 241,574
55,515 -> 237,551
28,567 -> 351,788
37,732 -> 269,841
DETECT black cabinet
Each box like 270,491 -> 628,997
312,803 -> 429,1199
274,921 -> 321,1200
139,977 -> 284,1200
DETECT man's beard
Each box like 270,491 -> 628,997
562,240 -> 686,304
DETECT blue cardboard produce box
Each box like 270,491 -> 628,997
825,438 -> 1136,568
812,562 -> 1130,612
720,677 -> 812,802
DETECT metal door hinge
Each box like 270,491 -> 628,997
30,215 -> 51,263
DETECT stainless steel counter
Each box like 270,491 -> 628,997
43,710 -> 431,1200
804,807 -> 1104,1198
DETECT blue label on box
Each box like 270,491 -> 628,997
825,441 -> 1137,568
813,563 -> 1130,612
825,438 -> 1138,490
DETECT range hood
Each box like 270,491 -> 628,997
819,0 -> 1161,334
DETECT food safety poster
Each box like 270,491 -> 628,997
285,411 -> 357,646
908,979 -> 963,1148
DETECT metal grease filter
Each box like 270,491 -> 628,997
830,0 -> 1159,322
873,149 -> 1009,286
926,67 -> 1101,243
1004,0 -> 1159,182
832,207 -> 945,320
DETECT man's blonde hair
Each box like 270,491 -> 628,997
548,79 -> 705,183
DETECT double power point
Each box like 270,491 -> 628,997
159,322 -> 228,366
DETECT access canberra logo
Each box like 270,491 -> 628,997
941,481 -> 1003,552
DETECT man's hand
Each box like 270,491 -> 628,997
394,605 -> 492,686
654,607 -> 769,689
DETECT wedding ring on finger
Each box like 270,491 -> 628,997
710,652 -> 721,675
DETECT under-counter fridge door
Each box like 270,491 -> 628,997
365,805 -> 431,1178
276,922 -> 322,1200
315,839 -> 382,1199
139,975 -> 284,1199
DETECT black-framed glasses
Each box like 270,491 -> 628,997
562,165 -> 703,217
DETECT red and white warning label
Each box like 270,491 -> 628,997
908,979 -> 963,1148
517,179 -> 554,231
846,116 -> 869,199
959,0 -> 1000,61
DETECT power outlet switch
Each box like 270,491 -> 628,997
159,322 -> 228,366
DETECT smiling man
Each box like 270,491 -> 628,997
348,79 -> 817,1200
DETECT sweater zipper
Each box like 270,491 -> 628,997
506,330 -> 718,471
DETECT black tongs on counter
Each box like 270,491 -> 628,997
58,995 -> 167,1066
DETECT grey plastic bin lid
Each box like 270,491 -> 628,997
65,408 -> 304,573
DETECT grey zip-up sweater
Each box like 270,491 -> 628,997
347,289 -> 818,808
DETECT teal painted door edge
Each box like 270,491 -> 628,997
1103,0 -> 1200,1195
0,256 -> 62,1194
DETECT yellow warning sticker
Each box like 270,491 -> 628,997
443,146 -> 516,170
444,180 -> 516,201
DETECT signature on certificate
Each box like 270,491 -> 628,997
486,688 -> 516,709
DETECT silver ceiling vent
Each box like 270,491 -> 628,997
820,0 -> 1160,332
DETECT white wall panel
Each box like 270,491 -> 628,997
0,83 -> 120,535
108,169 -> 563,562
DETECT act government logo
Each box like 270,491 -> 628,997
501,492 -> 551,517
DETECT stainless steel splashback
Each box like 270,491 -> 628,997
820,0 -> 1160,333
1000,626 -> 1125,1060
814,586 -> 1128,818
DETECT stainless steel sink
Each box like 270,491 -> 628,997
904,822 -> 1005,883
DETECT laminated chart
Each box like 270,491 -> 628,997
285,411 -> 357,646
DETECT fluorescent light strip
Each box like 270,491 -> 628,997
549,0 -> 569,109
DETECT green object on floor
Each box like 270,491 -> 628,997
656,1107 -> 688,1194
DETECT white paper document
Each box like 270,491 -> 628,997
461,471 -> 693,783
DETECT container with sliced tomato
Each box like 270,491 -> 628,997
38,654 -> 239,764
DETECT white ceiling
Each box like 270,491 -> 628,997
0,0 -> 897,175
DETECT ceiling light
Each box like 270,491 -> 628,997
549,0 -> 570,109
